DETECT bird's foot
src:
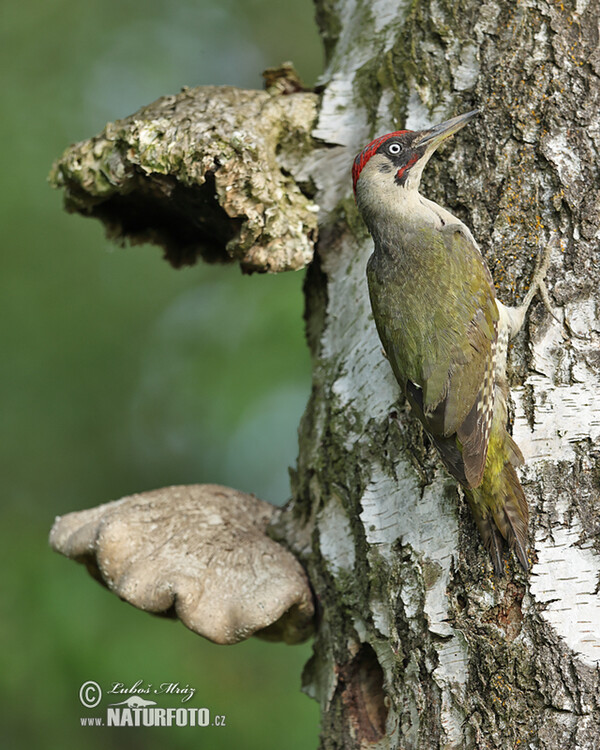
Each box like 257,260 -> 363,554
510,237 -> 555,333
507,236 -> 587,340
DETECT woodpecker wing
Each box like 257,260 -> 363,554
367,224 -> 498,488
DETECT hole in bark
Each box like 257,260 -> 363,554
482,582 -> 525,641
337,643 -> 388,744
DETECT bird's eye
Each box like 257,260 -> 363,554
388,143 -> 402,155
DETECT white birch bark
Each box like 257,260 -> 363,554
277,0 -> 600,746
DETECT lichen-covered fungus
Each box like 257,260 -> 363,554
49,484 -> 315,645
49,83 -> 319,274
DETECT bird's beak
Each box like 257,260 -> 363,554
413,110 -> 479,153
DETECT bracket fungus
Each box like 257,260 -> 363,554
49,484 -> 315,645
49,83 -> 319,273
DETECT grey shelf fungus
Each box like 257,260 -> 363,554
49,484 -> 315,645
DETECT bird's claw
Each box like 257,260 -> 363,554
515,236 -> 587,340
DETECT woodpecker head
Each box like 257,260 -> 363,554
352,110 -> 479,217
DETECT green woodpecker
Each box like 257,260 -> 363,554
353,111 -> 545,574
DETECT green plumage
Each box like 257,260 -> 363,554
367,223 -> 529,574
354,113 -> 529,573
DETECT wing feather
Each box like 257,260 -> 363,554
367,224 -> 498,489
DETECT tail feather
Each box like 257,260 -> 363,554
493,462 -> 529,570
467,461 -> 529,574
470,509 -> 504,575
506,516 -> 529,571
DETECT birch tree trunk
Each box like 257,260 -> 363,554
49,0 -> 600,746
276,0 -> 600,746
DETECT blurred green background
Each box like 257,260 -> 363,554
1,0 -> 322,747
